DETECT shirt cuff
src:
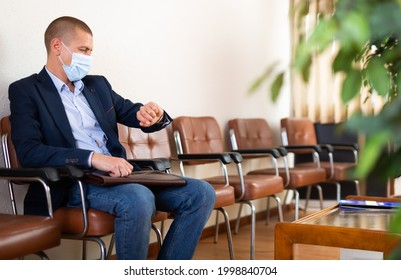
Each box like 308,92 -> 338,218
156,112 -> 165,123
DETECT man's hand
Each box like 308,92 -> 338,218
137,101 -> 164,127
91,153 -> 133,177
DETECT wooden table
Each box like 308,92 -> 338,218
275,196 -> 401,260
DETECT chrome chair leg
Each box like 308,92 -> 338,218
107,225 -> 164,260
216,207 -> 235,260
333,180 -> 360,201
160,220 -> 165,240
304,185 -> 312,210
315,184 -> 324,209
234,202 -> 243,234
266,195 -> 282,225
64,236 -> 107,260
335,182 -> 341,202
282,189 -> 290,212
294,190 -> 300,220
271,195 -> 283,222
34,251 -> 50,260
304,185 -> 324,211
239,200 -> 256,260
82,237 -> 107,260
151,224 -> 163,249
265,197 -> 271,225
107,234 -> 115,259
214,210 -> 220,243
354,180 -> 361,196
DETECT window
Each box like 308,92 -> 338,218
290,0 -> 384,123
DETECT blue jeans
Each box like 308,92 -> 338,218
67,177 -> 216,259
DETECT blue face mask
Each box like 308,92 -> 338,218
59,42 -> 93,82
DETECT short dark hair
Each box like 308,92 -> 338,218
44,16 -> 92,53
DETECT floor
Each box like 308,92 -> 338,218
192,201 -> 340,260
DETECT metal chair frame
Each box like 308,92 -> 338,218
173,131 -> 235,260
280,121 -> 360,207
1,126 -> 165,260
174,127 -> 282,260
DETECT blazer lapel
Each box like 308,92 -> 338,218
82,86 -> 124,156
36,68 -> 76,147
82,86 -> 116,138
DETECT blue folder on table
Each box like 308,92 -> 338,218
339,199 -> 401,210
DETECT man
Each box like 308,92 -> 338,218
8,16 -> 215,260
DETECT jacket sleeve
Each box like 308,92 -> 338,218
100,76 -> 173,133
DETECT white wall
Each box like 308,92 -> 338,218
0,0 -> 291,259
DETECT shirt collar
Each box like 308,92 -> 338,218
45,67 -> 84,93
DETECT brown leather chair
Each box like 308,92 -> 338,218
118,124 -> 170,248
0,116 -> 167,259
0,213 -> 60,260
118,124 -> 236,260
280,117 -> 360,202
172,116 -> 284,259
228,118 -> 328,220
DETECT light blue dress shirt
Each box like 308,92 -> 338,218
46,68 -> 111,166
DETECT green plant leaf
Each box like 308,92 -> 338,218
346,114 -> 382,135
248,64 -> 277,94
308,19 -> 337,53
271,72 -> 284,102
366,57 -> 389,95
389,208 -> 401,234
341,69 -> 361,103
353,131 -> 391,178
337,11 -> 369,51
333,49 -> 353,73
249,74 -> 268,94
370,3 -> 401,41
294,40 -> 312,81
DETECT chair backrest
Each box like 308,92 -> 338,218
172,116 -> 225,154
314,122 -> 358,144
117,124 -> 171,159
0,116 -> 21,169
228,118 -> 274,150
0,116 -> 21,215
280,117 -> 317,146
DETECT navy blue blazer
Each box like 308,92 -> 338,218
9,67 -> 172,215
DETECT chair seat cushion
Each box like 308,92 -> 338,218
54,207 -> 115,237
0,214 -> 60,259
54,208 -> 167,237
210,184 -> 235,208
152,211 -> 168,223
204,175 -> 283,201
298,162 -> 356,181
247,166 -> 327,188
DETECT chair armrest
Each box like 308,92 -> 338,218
177,153 -> 232,164
282,145 -> 322,153
56,166 -> 85,180
0,167 -> 61,182
0,167 -> 73,218
128,158 -> 171,171
233,148 -> 283,158
320,143 -> 358,163
326,143 -> 358,151
276,147 -> 288,156
318,144 -> 334,153
228,152 -> 243,163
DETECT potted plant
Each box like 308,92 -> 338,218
252,0 -> 401,258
